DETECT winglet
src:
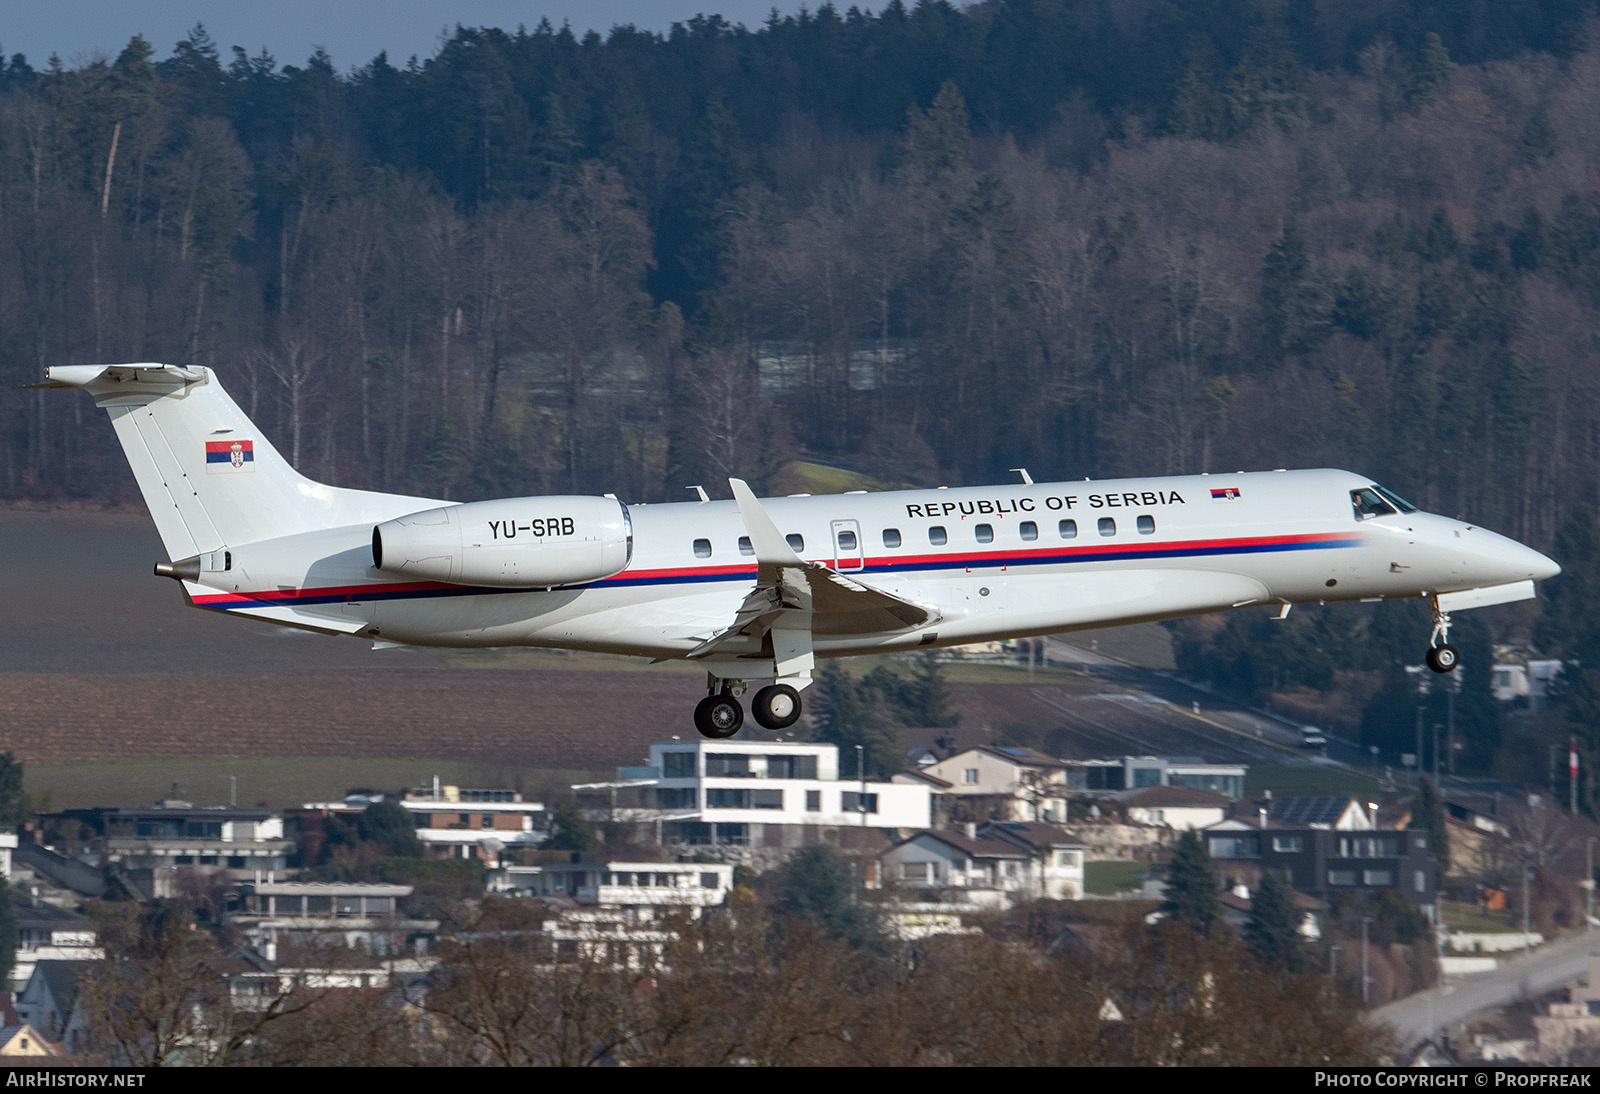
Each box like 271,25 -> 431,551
729,478 -> 804,566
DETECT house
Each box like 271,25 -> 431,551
0,1022 -> 58,1058
1217,884 -> 1324,940
227,880 -> 438,955
299,784 -> 548,865
1061,756 -> 1246,800
574,740 -> 930,852
977,821 -> 1087,900
60,803 -> 292,883
14,960 -> 91,1052
1532,953 -> 1600,1061
1214,796 -> 1377,832
1203,826 -> 1437,910
9,900 -> 100,992
488,859 -> 733,918
0,829 -> 15,880
878,829 -> 1039,908
914,746 -> 1071,823
1119,786 -> 1231,831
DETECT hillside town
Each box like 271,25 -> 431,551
1,671 -> 1597,1066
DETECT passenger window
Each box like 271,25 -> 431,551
1060,520 -> 1078,539
975,524 -> 994,543
1020,521 -> 1038,541
738,536 -> 754,556
1098,518 -> 1116,537
930,526 -> 948,546
693,538 -> 712,558
785,533 -> 805,553
1137,515 -> 1155,535
883,529 -> 902,548
1351,487 -> 1397,521
837,531 -> 857,551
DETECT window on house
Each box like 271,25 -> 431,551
785,534 -> 804,552
767,754 -> 818,779
975,524 -> 994,543
738,536 -> 754,556
842,791 -> 879,814
1137,515 -> 1155,535
656,787 -> 696,809
903,862 -> 930,883
1098,518 -> 1116,536
701,872 -> 721,889
705,753 -> 752,777
706,789 -> 748,808
1327,870 -> 1357,886
1362,870 -> 1393,886
751,789 -> 783,809
1020,521 -> 1038,541
929,526 -> 948,546
1272,836 -> 1304,853
661,751 -> 696,778
806,790 -> 821,812
1415,870 -> 1427,893
693,538 -> 712,558
1059,519 -> 1077,539
883,528 -> 902,548
963,768 -> 979,785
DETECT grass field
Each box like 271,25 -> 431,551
24,756 -> 608,811
1439,899 -> 1521,934
1244,764 -> 1385,800
1085,860 -> 1155,896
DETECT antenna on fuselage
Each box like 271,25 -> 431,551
686,485 -> 710,502
1010,468 -> 1034,485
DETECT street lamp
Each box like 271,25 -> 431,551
1361,917 -> 1373,1006
1587,838 -> 1596,933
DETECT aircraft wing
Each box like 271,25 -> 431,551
684,479 -> 938,668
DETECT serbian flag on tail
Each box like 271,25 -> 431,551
205,439 -> 255,473
1210,486 -> 1243,501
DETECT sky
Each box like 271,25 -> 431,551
3,2 -> 822,70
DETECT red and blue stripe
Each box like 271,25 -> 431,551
191,529 -> 1365,611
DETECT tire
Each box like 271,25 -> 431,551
694,695 -> 744,738
1426,644 -> 1459,673
751,684 -> 802,730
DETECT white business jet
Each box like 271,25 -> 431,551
40,364 -> 1560,739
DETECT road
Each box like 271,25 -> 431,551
1375,930 -> 1600,1048
1040,636 -> 1317,764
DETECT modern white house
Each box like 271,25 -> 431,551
301,784 -> 548,864
878,828 -> 1068,908
575,740 -> 930,848
489,859 -> 734,915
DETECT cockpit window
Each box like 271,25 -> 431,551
1351,488 -> 1396,521
1372,484 -> 1417,513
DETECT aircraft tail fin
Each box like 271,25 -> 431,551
42,364 -> 443,560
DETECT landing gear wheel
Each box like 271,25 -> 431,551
694,695 -> 744,738
1426,644 -> 1459,674
751,684 -> 802,730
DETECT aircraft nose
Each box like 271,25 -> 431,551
1483,533 -> 1560,583
1528,546 -> 1561,582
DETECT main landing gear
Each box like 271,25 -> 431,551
1426,598 -> 1459,674
693,678 -> 804,739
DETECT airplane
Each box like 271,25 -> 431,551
40,363 -> 1561,739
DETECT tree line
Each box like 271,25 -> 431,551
0,3 -> 1596,539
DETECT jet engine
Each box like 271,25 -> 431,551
372,496 -> 632,587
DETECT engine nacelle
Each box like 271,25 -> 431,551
372,496 -> 632,588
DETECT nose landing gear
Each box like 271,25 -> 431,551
1426,597 -> 1459,674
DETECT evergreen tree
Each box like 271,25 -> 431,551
545,801 -> 596,853
1410,776 -> 1451,875
358,799 -> 421,858
1243,868 -> 1302,969
0,753 -> 24,828
1162,829 -> 1222,934
767,844 -> 880,948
